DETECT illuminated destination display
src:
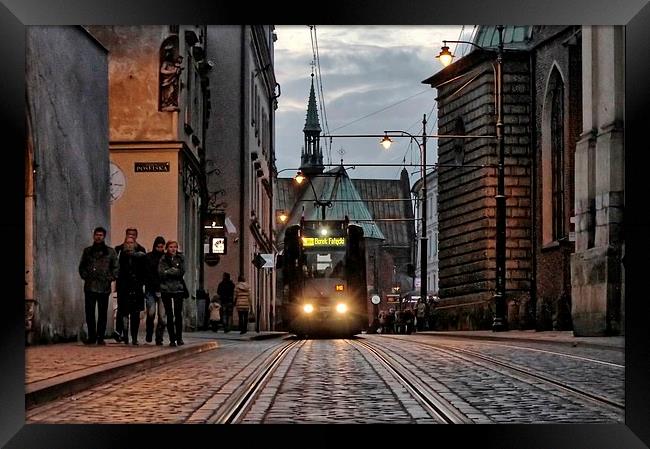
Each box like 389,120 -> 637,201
302,236 -> 346,247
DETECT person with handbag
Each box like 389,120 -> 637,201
158,240 -> 186,346
234,275 -> 252,334
116,236 -> 147,345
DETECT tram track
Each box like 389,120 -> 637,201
382,335 -> 624,412
208,339 -> 303,424
350,339 -> 473,423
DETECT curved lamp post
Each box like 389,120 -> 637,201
437,25 -> 507,331
379,114 -> 429,315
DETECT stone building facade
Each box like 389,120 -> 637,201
424,27 -> 535,330
423,25 -> 624,335
571,26 -> 624,336
25,27 -> 109,343
87,25 -> 207,332
203,26 -> 278,331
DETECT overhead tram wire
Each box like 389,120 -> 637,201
309,25 -> 332,165
313,26 -> 333,165
330,88 -> 430,133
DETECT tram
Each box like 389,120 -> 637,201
281,218 -> 368,338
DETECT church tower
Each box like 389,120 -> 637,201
300,73 -> 324,176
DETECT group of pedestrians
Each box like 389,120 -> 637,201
208,272 -> 253,334
377,298 -> 436,334
79,227 -> 188,347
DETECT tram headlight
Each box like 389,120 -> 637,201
303,304 -> 314,314
336,303 -> 348,314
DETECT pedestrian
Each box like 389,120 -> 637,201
78,226 -> 119,345
112,228 -> 147,342
416,300 -> 427,332
234,275 -> 252,334
116,236 -> 147,345
159,240 -> 186,346
216,272 -> 235,333
144,236 -> 167,345
208,296 -> 222,332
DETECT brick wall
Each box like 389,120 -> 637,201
436,52 -> 532,329
532,26 -> 581,330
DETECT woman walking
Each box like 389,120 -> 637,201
158,241 -> 186,346
116,236 -> 147,345
234,275 -> 252,334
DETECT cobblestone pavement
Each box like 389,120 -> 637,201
371,335 -> 624,423
410,336 -> 624,405
26,334 -> 625,424
26,339 -> 282,424
241,338 -> 436,424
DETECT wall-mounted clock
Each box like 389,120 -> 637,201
109,162 -> 126,203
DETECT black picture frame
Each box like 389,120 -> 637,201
3,1 -> 650,448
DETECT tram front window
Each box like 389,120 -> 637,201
302,251 -> 345,278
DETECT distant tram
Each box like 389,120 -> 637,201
281,218 -> 368,338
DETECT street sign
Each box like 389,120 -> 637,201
253,253 -> 274,269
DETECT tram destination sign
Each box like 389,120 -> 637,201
134,162 -> 170,172
301,236 -> 346,247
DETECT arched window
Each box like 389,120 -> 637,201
550,72 -> 565,240
542,67 -> 565,243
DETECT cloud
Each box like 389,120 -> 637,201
275,25 -> 462,180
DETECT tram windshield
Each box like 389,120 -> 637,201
301,250 -> 345,278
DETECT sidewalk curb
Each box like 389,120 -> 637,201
419,332 -> 623,350
25,341 -> 219,409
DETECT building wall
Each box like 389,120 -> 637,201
88,25 -> 205,330
26,26 -> 109,342
435,54 -> 532,330
532,26 -> 581,331
571,26 -> 624,336
204,26 -> 276,330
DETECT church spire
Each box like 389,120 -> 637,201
304,73 -> 321,133
300,73 -> 324,176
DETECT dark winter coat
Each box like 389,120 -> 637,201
217,278 -> 235,305
144,250 -> 165,292
78,243 -> 119,293
116,249 -> 147,312
158,253 -> 185,294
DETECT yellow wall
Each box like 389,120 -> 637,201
110,145 -> 180,251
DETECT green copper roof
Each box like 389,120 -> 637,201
281,166 -> 385,241
474,25 -> 533,49
304,74 -> 322,133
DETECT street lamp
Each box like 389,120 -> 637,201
293,171 -> 332,220
380,114 -> 429,315
437,25 -> 507,331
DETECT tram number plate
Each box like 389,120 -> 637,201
320,306 -> 331,312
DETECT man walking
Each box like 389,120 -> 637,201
78,227 -> 119,345
217,272 -> 235,333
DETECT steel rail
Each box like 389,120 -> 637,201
385,336 -> 624,411
210,340 -> 302,424
350,339 -> 472,424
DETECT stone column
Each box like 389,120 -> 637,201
571,26 -> 625,336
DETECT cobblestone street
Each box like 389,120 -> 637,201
26,332 -> 625,424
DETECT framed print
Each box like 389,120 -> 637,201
4,0 -> 650,448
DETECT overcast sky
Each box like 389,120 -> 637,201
274,25 -> 466,181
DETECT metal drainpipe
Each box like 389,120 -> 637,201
239,25 -> 246,277
529,50 -> 538,329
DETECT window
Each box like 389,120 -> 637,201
542,67 -> 565,244
550,74 -> 565,240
